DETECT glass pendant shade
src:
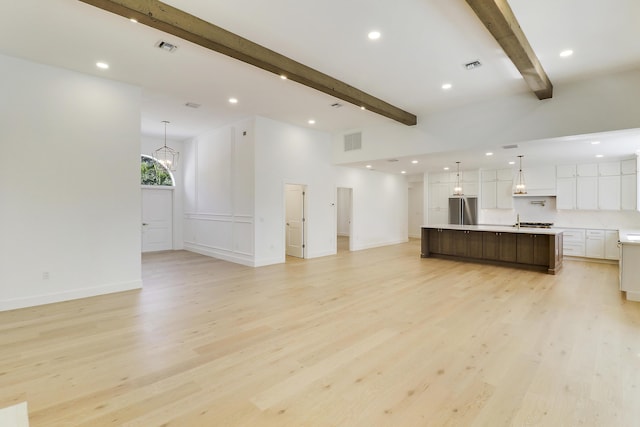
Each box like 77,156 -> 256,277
514,155 -> 527,194
453,161 -> 463,195
153,121 -> 179,172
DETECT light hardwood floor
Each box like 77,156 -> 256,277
1,239 -> 640,426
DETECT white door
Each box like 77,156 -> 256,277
285,184 -> 305,258
142,188 -> 173,252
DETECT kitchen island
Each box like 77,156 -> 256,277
421,224 -> 563,274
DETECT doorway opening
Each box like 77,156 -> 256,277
336,187 -> 352,252
285,183 -> 306,260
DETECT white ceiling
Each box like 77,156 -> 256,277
1,0 -> 640,172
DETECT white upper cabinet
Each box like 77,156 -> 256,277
577,163 -> 598,177
556,160 -> 638,211
430,172 -> 451,184
480,169 -> 513,209
598,175 -> 621,210
556,177 -> 576,209
598,161 -> 621,176
621,158 -> 636,175
557,165 -> 577,178
496,168 -> 514,181
520,165 -> 556,195
481,170 -> 497,182
621,173 -> 637,210
576,176 -> 598,210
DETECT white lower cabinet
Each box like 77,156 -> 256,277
585,229 -> 605,258
562,229 -> 586,257
562,228 -> 619,260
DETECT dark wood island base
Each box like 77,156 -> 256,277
421,225 -> 563,274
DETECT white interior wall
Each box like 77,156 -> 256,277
408,180 -> 424,238
332,69 -> 640,163
334,167 -> 408,251
182,119 -> 255,265
141,136 -> 184,250
181,116 -> 410,268
253,116 -> 336,265
0,54 -> 142,311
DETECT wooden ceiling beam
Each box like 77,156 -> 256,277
77,0 -> 418,126
465,0 -> 553,99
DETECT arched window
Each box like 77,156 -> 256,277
141,155 -> 174,186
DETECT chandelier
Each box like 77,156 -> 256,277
153,120 -> 179,171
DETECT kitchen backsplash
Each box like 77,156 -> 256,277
480,196 -> 640,229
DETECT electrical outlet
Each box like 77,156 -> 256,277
42,272 -> 50,280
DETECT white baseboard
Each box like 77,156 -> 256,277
352,238 -> 409,251
0,280 -> 142,312
308,249 -> 337,258
184,243 -> 256,267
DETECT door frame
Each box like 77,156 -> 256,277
336,187 -> 353,251
284,183 -> 307,259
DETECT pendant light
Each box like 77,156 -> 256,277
153,120 -> 179,171
514,155 -> 527,194
453,161 -> 463,195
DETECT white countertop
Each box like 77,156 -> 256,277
619,229 -> 640,245
423,224 -> 563,236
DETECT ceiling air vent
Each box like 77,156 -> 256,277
503,144 -> 518,149
157,41 -> 178,52
344,132 -> 362,152
331,102 -> 344,108
185,102 -> 201,109
464,60 -> 482,70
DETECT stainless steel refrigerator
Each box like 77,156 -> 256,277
448,196 -> 478,225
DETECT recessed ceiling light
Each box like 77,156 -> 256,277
129,18 -> 138,23
401,171 -> 407,174
441,83 -> 452,90
595,154 -> 604,158
360,106 -> 366,110
366,164 -> 372,169
560,49 -> 574,58
228,97 -> 238,104
591,141 -> 600,145
368,31 -> 381,40
508,161 -> 515,165
411,160 -> 418,164
444,167 -> 450,171
280,74 -> 287,80
308,119 -> 316,125
96,62 -> 109,70
486,152 -> 494,156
